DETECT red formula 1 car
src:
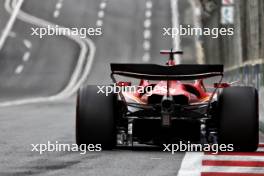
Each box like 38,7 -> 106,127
76,50 -> 259,151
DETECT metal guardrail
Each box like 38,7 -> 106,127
224,63 -> 264,132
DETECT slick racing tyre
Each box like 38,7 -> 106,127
218,86 -> 259,151
76,85 -> 117,149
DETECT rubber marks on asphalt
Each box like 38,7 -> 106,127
96,0 -> 108,27
177,144 -> 264,176
53,0 -> 64,18
142,0 -> 153,62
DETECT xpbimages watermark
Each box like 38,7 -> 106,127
97,84 -> 154,96
163,141 -> 234,154
163,25 -> 234,39
30,25 -> 102,38
31,141 -> 102,155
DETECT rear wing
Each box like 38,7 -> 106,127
110,63 -> 223,80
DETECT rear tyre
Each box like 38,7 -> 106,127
218,86 -> 259,151
76,85 -> 117,149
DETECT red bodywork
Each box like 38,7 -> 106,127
119,53 -> 229,105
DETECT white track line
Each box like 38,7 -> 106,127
6,0 -> 87,94
4,0 -> 12,12
177,152 -> 203,176
170,0 -> 181,64
53,10 -> 60,18
22,51 -> 30,62
143,29 -> 151,39
23,39 -> 32,49
53,0 -> 64,18
203,154 -> 264,161
66,0 -> 110,93
96,0 -> 108,27
0,0 -> 95,107
0,0 -> 23,50
143,19 -> 151,28
11,0 -> 18,8
11,2 -> 94,98
142,0 -> 153,63
150,157 -> 162,160
96,19 -> 103,27
145,10 -> 152,18
6,0 -> 88,90
142,52 -> 150,62
202,166 -> 264,174
100,2 -> 107,9
55,2 -> 62,9
98,10 -> 105,18
188,0 -> 204,64
146,1 -> 153,9
143,40 -> 150,50
15,64 -> 24,74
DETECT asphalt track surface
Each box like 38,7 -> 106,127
0,0 -> 185,175
0,0 -> 263,176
